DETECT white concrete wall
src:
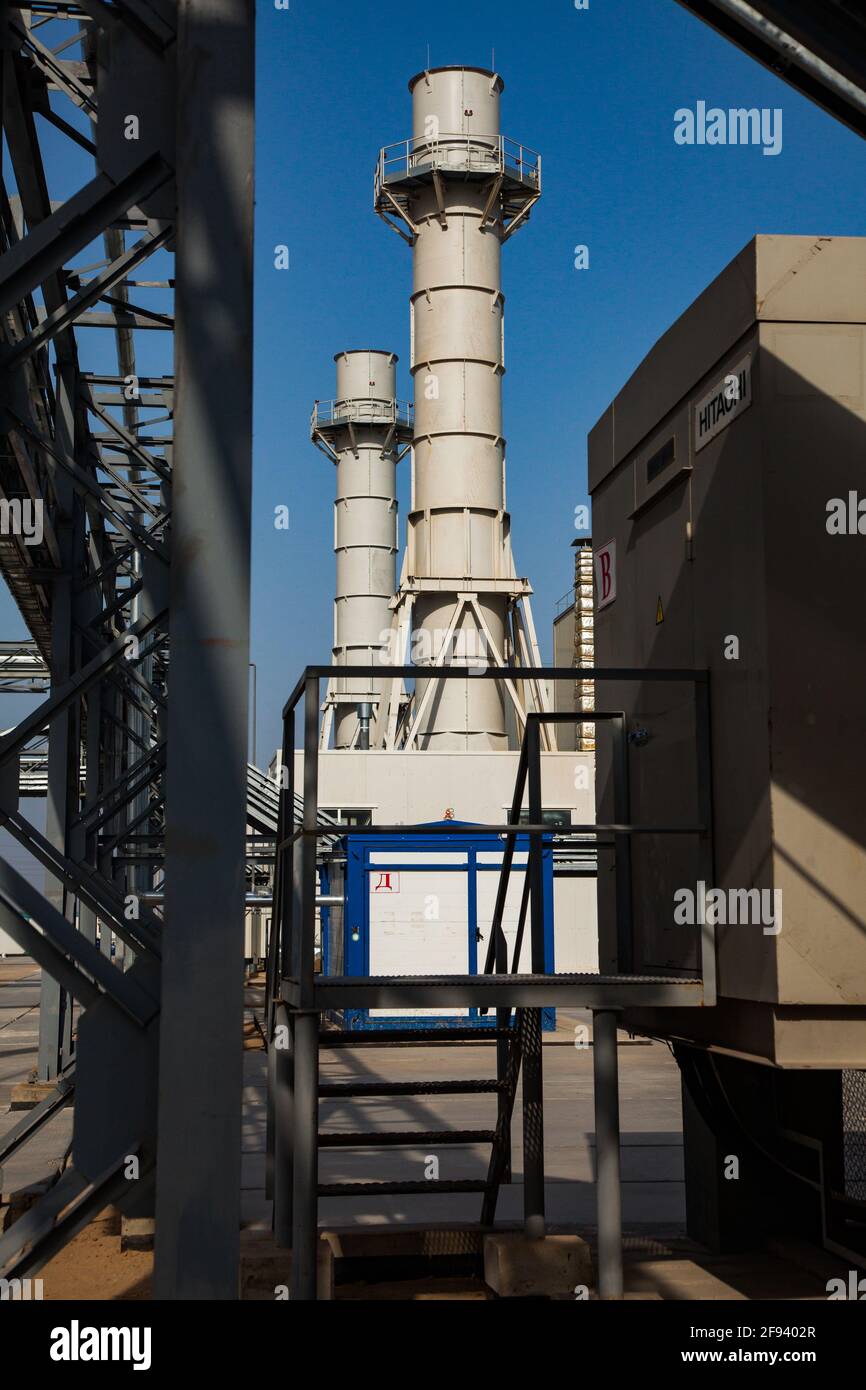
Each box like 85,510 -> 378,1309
296,748 -> 599,972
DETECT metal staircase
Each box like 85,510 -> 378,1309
268,662 -> 717,1299
312,1019 -> 522,1214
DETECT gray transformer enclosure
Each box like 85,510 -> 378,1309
588,235 -> 866,1069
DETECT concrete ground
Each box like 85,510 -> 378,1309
1,964 -> 845,1299
3,963 -> 687,1233
242,1003 -> 686,1233
0,960 -> 74,1200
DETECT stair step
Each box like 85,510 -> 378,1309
319,1027 -> 513,1047
318,1079 -> 504,1098
318,1179 -> 489,1198
318,1128 -> 496,1148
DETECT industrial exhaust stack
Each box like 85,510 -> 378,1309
311,349 -> 412,749
375,66 -> 553,751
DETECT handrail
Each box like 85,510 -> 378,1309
282,664 -> 707,721
376,133 -> 541,196
311,397 -> 413,432
272,665 -> 716,1017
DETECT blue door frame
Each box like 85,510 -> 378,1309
323,821 -> 555,1032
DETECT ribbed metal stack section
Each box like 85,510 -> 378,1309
311,350 -> 412,748
375,66 -> 542,750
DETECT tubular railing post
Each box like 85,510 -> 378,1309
266,707 -> 293,1028
266,705 -> 294,1204
611,714 -> 633,974
487,727 -> 531,1184
482,736 -> 527,976
526,718 -> 545,973
695,679 -> 717,1005
522,717 -> 545,1237
494,889 -> 511,1186
291,673 -> 321,1300
299,674 -> 318,1002
521,1006 -> 545,1239
593,1008 -> 624,1299
272,1002 -> 294,1246
284,704 -> 296,981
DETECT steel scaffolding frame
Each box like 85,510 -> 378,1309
0,0 -> 254,1299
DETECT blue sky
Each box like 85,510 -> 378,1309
252,0 -> 866,759
2,0 -> 865,767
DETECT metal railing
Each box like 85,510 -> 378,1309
376,133 -> 541,197
310,398 -> 413,433
268,662 -> 715,1300
271,664 -> 715,1012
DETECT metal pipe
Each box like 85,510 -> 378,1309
136,893 -> 342,908
593,1008 -> 624,1299
526,717 -> 545,973
612,714 -> 633,974
357,700 -> 372,751
271,1003 -> 294,1245
692,0 -> 866,122
290,1009 -> 319,1300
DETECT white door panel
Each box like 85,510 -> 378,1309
369,868 -> 469,1017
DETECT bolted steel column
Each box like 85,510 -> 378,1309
593,1008 -> 624,1299
153,0 -> 255,1300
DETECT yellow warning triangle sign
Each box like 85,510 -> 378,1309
656,596 -> 664,625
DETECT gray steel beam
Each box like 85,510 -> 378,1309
593,1009 -> 624,1299
0,855 -> 158,1024
0,806 -> 163,956
37,358 -> 78,1079
0,611 -> 163,766
0,155 -> 171,315
293,975 -> 706,1010
8,414 -> 171,560
674,0 -> 866,140
153,0 -> 254,1302
3,227 -> 171,367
